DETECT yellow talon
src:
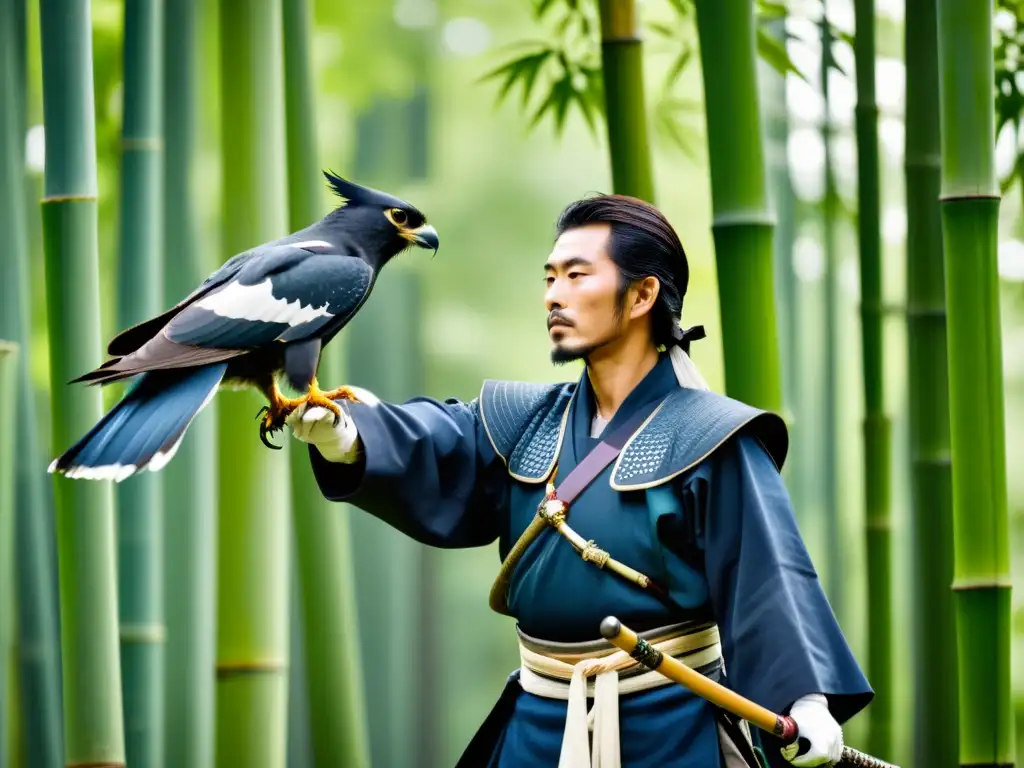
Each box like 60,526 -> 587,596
258,377 -> 359,449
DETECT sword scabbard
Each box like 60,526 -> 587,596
599,616 -> 901,768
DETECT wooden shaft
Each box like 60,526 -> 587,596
599,616 -> 783,734
600,617 -> 902,768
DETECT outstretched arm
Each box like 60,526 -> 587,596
287,387 -> 507,549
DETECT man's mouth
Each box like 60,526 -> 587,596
548,315 -> 572,330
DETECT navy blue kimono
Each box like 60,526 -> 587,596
309,354 -> 873,767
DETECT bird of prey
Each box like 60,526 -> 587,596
48,171 -> 438,481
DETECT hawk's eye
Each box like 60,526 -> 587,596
389,208 -> 408,226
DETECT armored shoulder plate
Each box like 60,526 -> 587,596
479,380 -> 788,489
610,388 -> 788,490
478,379 -> 575,482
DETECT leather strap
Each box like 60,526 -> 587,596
489,396 -> 666,615
553,398 -> 662,504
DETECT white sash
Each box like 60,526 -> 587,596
516,625 -> 722,768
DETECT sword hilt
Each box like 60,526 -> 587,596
837,744 -> 899,768
774,715 -> 898,767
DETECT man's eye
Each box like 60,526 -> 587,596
568,272 -> 582,280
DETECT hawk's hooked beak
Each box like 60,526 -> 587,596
408,223 -> 439,254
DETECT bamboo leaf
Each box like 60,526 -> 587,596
755,0 -> 788,19
665,0 -> 693,16
550,76 -> 574,134
756,24 -> 807,81
648,22 -> 679,38
663,46 -> 692,89
555,12 -> 575,37
478,47 -> 548,86
533,0 -> 559,18
519,52 -> 552,106
827,44 -> 849,78
572,66 -> 603,136
479,48 -> 555,108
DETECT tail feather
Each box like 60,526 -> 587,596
69,360 -> 129,385
50,363 -> 228,480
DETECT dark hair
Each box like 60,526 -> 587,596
554,193 -> 689,349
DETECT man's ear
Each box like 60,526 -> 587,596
629,276 -> 660,320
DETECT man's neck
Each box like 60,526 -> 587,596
586,343 -> 660,423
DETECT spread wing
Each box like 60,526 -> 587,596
74,240 -> 374,383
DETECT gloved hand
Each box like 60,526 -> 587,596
780,694 -> 843,766
286,401 -> 360,464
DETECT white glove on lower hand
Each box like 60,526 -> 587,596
285,403 -> 360,464
780,694 -> 843,766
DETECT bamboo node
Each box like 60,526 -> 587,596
41,194 -> 97,203
601,34 -> 642,44
938,192 -> 1000,203
119,623 -> 167,643
951,578 -> 1013,591
216,659 -> 289,679
121,137 -> 165,151
709,212 -> 775,228
906,306 -> 947,320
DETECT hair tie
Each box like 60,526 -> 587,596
671,324 -> 706,354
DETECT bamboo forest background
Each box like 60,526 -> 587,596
2,0 -> 1024,767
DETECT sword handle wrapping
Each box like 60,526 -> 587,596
775,714 -> 799,742
838,746 -> 900,768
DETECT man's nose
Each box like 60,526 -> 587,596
545,279 -> 565,312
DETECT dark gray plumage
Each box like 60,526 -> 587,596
49,172 -> 438,480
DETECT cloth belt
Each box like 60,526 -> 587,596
516,622 -> 723,768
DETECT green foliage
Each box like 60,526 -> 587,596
479,0 -> 807,157
477,1 -> 602,137
995,0 -> 1024,192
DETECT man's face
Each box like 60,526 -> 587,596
543,223 -> 626,365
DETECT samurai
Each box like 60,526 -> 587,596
286,194 -> 873,767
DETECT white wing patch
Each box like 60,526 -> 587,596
193,278 -> 333,327
290,240 -> 332,251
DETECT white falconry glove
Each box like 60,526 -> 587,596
285,386 -> 378,464
780,694 -> 844,767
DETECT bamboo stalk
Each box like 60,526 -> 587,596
819,13 -> 844,617
116,2 -> 166,765
935,1 -> 1015,765
904,0 -> 957,763
597,0 -> 654,202
0,1 -> 63,764
852,0 -> 893,756
215,0 -> 292,765
1,342 -> 17,768
161,1 -> 218,766
285,562 -> 313,768
38,0 -> 126,763
281,0 -> 370,763
762,16 -> 804,517
693,0 -> 782,412
345,272 -> 427,767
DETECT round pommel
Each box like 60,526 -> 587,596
776,715 -> 799,744
600,616 -> 621,639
